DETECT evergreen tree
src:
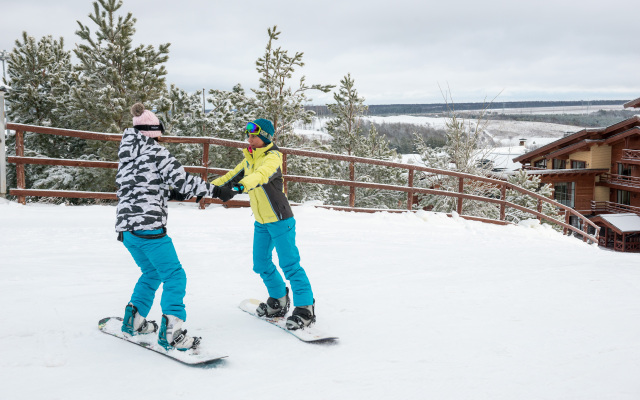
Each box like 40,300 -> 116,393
45,0 -> 171,201
352,123 -> 404,209
66,0 -> 169,133
412,91 -> 500,217
152,84 -> 208,167
205,84 -> 258,172
3,32 -> 86,203
5,32 -> 72,128
505,169 -> 561,228
324,74 -> 402,208
326,73 -> 366,156
252,26 -> 333,147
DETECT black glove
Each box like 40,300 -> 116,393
212,185 -> 236,202
232,183 -> 245,193
168,188 -> 187,201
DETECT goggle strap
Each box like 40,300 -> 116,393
134,123 -> 165,133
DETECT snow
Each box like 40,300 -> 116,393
2,200 -> 640,399
597,213 -> 640,233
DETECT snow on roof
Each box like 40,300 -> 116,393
624,97 -> 640,109
597,213 -> 640,233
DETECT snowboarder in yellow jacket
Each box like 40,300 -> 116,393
212,119 -> 315,330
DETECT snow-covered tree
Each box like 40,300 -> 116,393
205,84 -> 258,171
5,32 -> 72,128
326,73 -> 366,157
151,85 -> 208,167
413,90 -> 500,217
39,0 -> 171,201
323,74 -> 403,208
505,169 -> 561,228
252,26 -> 333,147
3,32 -> 90,203
352,123 -> 404,209
66,0 -> 169,133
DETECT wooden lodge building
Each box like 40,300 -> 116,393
513,98 -> 640,252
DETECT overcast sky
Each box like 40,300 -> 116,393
2,0 -> 639,105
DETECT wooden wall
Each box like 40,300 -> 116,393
541,174 -> 596,212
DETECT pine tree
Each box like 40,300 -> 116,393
66,0 -> 169,133
152,84 -> 208,167
324,74 -> 402,208
505,169 -> 561,227
205,84 -> 258,171
3,32 -> 87,203
5,32 -> 72,128
47,0 -> 171,201
412,90 -> 500,217
352,123 -> 404,209
252,26 -> 333,147
326,73 -> 366,156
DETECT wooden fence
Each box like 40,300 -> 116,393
5,123 -> 600,243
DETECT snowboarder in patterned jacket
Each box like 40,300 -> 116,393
115,103 -> 234,351
211,118 -> 316,330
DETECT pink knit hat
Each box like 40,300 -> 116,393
130,103 -> 163,138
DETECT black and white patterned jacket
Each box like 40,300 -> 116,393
115,128 -> 215,232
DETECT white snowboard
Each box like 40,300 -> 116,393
238,298 -> 338,343
98,317 -> 227,366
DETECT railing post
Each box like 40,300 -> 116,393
282,153 -> 288,196
200,143 -> 209,210
0,87 -> 6,198
407,169 -> 414,210
457,177 -> 463,214
564,210 -> 570,235
349,161 -> 355,208
16,130 -> 25,204
537,199 -> 542,221
581,218 -> 589,242
499,184 -> 507,221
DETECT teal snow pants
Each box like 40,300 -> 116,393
123,229 -> 187,321
253,217 -> 314,307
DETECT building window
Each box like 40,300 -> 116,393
554,182 -> 575,208
618,163 -> 632,176
552,159 -> 566,169
534,159 -> 547,169
571,160 -> 586,169
617,190 -> 631,205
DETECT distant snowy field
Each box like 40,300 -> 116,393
297,115 -> 570,172
2,199 -> 640,399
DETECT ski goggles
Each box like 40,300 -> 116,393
245,122 -> 263,138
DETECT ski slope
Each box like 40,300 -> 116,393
1,199 -> 640,400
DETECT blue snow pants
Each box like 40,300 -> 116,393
253,217 -> 313,307
122,229 -> 187,321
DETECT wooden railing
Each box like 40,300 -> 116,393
599,173 -> 640,189
622,149 -> 640,163
5,123 -> 600,243
591,201 -> 640,215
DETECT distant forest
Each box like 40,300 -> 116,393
305,100 -> 629,117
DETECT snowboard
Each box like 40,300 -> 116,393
238,299 -> 338,343
98,317 -> 227,366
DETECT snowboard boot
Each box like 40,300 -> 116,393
286,300 -> 316,331
256,287 -> 290,318
121,303 -> 158,336
158,314 -> 201,351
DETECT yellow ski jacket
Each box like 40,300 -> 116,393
212,143 -> 293,224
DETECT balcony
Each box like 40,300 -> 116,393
598,173 -> 640,190
622,149 -> 640,164
591,201 -> 640,215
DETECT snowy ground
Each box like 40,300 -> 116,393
2,199 -> 640,399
